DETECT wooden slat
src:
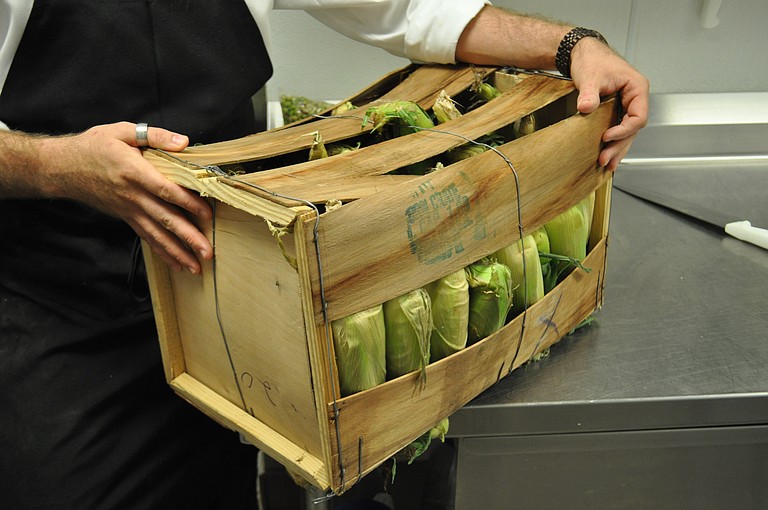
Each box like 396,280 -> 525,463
231,74 -> 574,203
300,98 -> 617,325
293,215 -> 339,491
171,373 -> 330,489
144,64 -> 497,168
325,239 -> 607,491
142,240 -> 186,382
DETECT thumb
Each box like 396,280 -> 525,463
576,81 -> 601,114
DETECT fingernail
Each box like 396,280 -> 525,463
187,265 -> 199,275
172,134 -> 188,145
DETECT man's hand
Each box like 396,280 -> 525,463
570,38 -> 650,172
455,7 -> 650,172
0,122 -> 213,274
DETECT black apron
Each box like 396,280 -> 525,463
0,2 -> 272,508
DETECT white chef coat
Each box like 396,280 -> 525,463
0,0 -> 489,129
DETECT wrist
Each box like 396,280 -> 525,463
555,27 -> 608,78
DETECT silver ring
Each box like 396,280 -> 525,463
136,122 -> 149,147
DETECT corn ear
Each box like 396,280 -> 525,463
465,258 -> 514,344
494,235 -> 545,318
331,305 -> 386,396
362,100 -> 434,136
514,113 -> 537,138
383,288 -> 432,383
433,90 -> 463,124
444,143 -> 488,164
426,269 -> 469,362
530,226 -> 551,267
530,225 -> 558,292
308,131 -> 327,161
577,191 -> 596,245
332,101 -> 356,116
544,202 -> 590,283
472,81 -> 502,101
326,142 -> 360,156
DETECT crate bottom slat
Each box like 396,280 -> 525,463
170,372 -> 331,489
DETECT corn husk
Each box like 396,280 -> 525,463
465,258 -> 514,344
332,101 -> 356,116
544,201 -> 590,283
444,143 -> 489,164
494,235 -> 545,318
545,205 -> 588,261
577,191 -> 596,245
530,226 -> 551,268
362,100 -> 434,136
308,131 -> 327,161
514,113 -> 537,138
393,417 -> 450,466
326,142 -> 360,156
331,305 -> 386,396
472,81 -> 502,101
433,90 -> 463,124
531,225 -> 558,292
383,288 -> 432,382
426,269 -> 469,362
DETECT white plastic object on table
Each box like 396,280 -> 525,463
724,220 -> 768,250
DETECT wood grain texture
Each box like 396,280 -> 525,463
142,240 -> 185,382
300,98 -> 617,325
231,74 -> 574,203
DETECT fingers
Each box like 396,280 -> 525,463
128,160 -> 213,271
116,121 -> 190,151
128,199 -> 211,275
599,138 -> 633,172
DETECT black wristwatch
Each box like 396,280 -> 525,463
555,27 -> 608,79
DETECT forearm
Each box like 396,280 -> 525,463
455,6 -> 571,70
0,130 -> 70,199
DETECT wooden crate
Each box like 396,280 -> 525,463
142,64 -> 617,493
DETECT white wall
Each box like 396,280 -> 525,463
266,0 -> 768,101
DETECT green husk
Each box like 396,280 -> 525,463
393,417 -> 450,467
383,288 -> 432,383
426,269 -> 469,362
543,198 -> 593,285
472,81 -> 502,101
465,258 -> 514,344
494,235 -> 545,318
530,226 -> 551,268
362,100 -> 435,136
331,305 -> 386,396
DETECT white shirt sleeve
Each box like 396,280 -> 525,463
273,0 -> 490,64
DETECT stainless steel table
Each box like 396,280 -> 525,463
448,94 -> 768,510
